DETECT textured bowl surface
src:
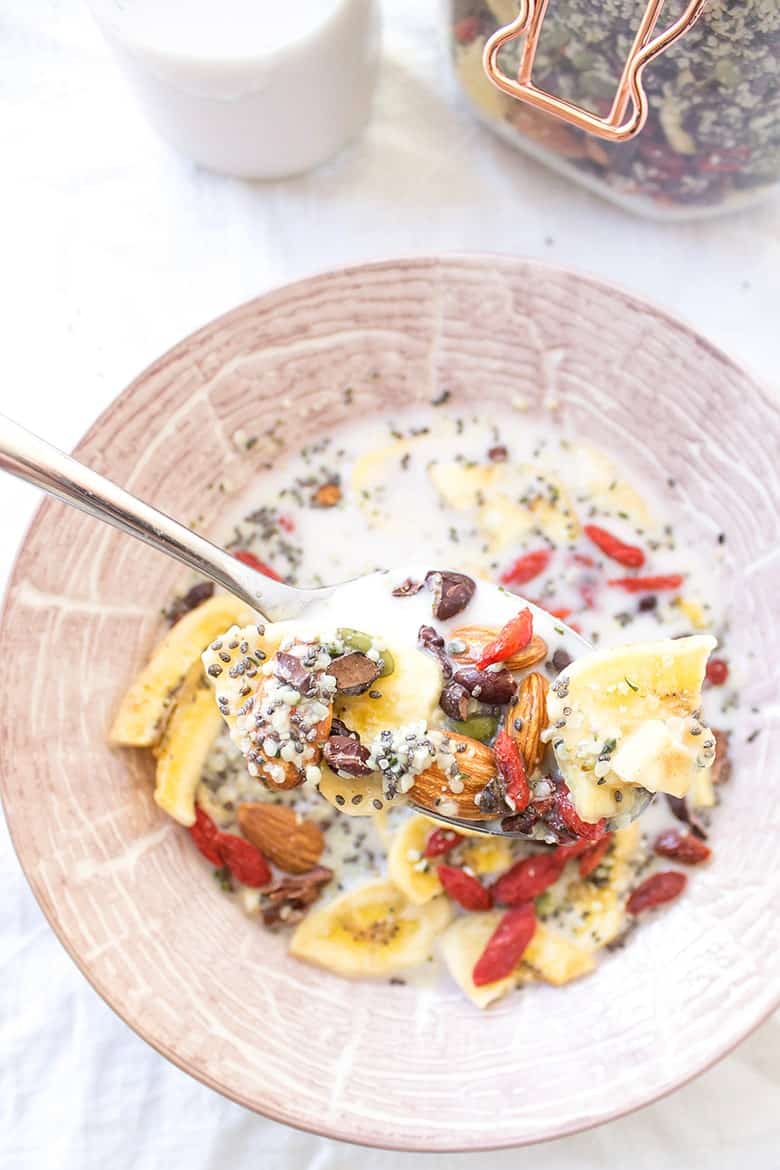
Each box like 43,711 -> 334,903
1,257 -> 778,1151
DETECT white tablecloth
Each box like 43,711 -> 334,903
1,4 -> 778,1167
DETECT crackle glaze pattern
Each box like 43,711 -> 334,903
1,258 -> 778,1152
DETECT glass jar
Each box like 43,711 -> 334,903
448,0 -> 780,218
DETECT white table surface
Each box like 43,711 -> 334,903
1,3 -> 778,1168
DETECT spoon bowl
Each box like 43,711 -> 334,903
0,412 -> 652,840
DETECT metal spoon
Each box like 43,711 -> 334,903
0,413 -> 653,839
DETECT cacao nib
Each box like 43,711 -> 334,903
262,866 -> 333,928
425,570 -> 476,620
165,580 -> 215,624
665,794 -> 708,840
418,625 -> 453,678
454,667 -> 516,705
322,736 -> 374,777
330,717 -> 360,741
326,652 -> 381,696
392,577 -> 424,597
501,807 -> 539,835
487,444 -> 508,462
439,680 -> 471,721
551,648 -> 572,673
274,651 -> 315,695
474,775 -> 510,817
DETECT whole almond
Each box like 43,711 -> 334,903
254,672 -> 332,790
409,733 -> 498,822
506,671 -> 549,773
449,626 -> 548,673
238,803 -> 325,873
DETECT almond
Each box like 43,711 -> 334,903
506,671 -> 549,773
238,803 -> 325,874
409,733 -> 498,822
450,626 -> 548,673
254,672 -> 332,790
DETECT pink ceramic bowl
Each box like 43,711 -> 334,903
1,257 -> 778,1151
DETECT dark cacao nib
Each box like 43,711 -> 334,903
330,718 -> 360,741
418,625 -> 453,679
274,651 -> 315,695
439,680 -> 471,721
454,667 -> 516,705
665,794 -> 708,840
474,775 -> 509,817
551,648 -> 572,673
165,580 -> 215,624
425,570 -> 476,620
487,445 -> 508,462
326,652 -> 381,696
392,577 -> 424,597
262,866 -> 333,928
322,736 -> 374,777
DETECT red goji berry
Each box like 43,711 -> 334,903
472,905 -> 537,986
705,658 -> 729,686
218,834 -> 271,888
493,730 -> 531,812
453,15 -> 480,43
499,549 -> 552,587
571,552 -> 596,569
584,524 -> 646,569
555,786 -> 607,842
653,829 -> 711,865
492,852 -> 566,905
607,574 -> 683,593
424,827 -> 461,859
626,870 -> 687,914
476,608 -> 533,670
555,837 -> 593,861
438,865 -> 493,911
578,833 -> 613,877
189,806 -> 224,866
233,549 -> 284,581
278,515 -> 296,534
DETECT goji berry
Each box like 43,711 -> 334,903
499,549 -> 552,587
493,730 -> 530,812
472,905 -> 537,986
233,549 -> 284,581
278,514 -> 295,534
218,834 -> 271,888
189,806 -> 224,866
555,786 -> 606,841
626,870 -> 687,914
476,608 -> 533,670
578,833 -> 613,877
424,827 -> 461,859
607,574 -> 683,593
653,829 -> 711,865
554,837 -> 593,861
492,852 -> 566,905
584,524 -> 646,569
437,865 -> 493,911
705,658 -> 729,686
453,15 -> 480,43
571,552 -> 596,569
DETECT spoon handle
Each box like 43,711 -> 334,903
0,412 -> 302,617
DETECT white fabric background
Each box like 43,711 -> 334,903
1,3 -> 778,1168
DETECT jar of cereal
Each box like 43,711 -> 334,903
448,0 -> 780,218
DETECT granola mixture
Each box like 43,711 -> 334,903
450,0 -> 780,217
112,409 -> 745,1006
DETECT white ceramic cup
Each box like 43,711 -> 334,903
87,0 -> 381,179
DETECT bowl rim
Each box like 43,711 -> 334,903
2,253 -> 778,1152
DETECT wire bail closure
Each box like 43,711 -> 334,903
483,0 -> 707,142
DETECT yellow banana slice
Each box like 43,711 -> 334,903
289,879 -> 452,978
152,661 -> 222,826
111,594 -> 256,746
351,439 -> 418,528
334,641 -> 441,742
548,635 -> 717,822
523,923 -> 596,985
317,766 -> 399,818
439,911 -> 521,1008
387,815 -> 444,905
429,460 -> 580,551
